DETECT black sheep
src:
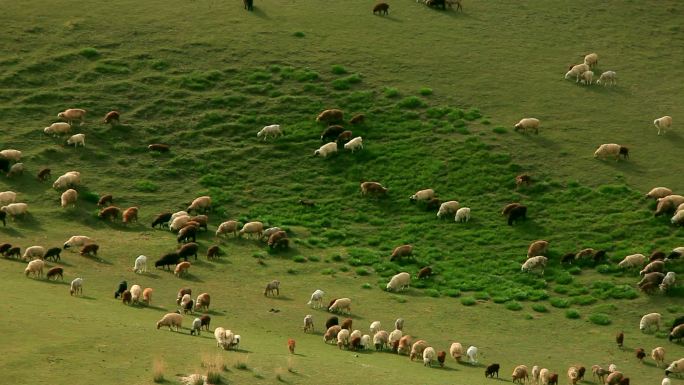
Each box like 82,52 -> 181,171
178,242 -> 199,261
177,226 -> 197,243
0,243 -> 11,255
507,205 -> 527,225
183,299 -> 194,314
44,247 -> 62,261
0,211 -> 5,227
320,125 -> 345,142
671,315 -> 684,332
325,316 -> 339,330
0,158 -> 9,173
151,212 -> 172,228
114,281 -> 127,299
155,252 -> 181,270
243,0 -> 253,11
485,363 -> 500,378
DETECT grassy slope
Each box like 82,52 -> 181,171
1,0 -> 684,384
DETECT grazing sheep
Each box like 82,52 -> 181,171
80,244 -> 99,257
343,136 -> 363,152
98,206 -> 120,221
103,110 -> 120,125
187,196 -> 211,214
239,221 -> 263,239
337,130 -> 353,143
512,365 -> 529,384
660,272 -> 676,292
522,256 -> 548,275
350,114 -> 365,125
46,266 -> 63,281
142,288 -> 153,305
325,316 -> 339,330
594,143 -> 629,161
303,315 -> 314,333
638,272 -> 665,288
532,365 -> 541,385
261,226 -> 282,240
44,247 -> 62,261
216,220 -> 239,238
134,255 -> 147,273
44,122 -> 71,137
565,63 -> 591,81
182,299 -> 194,314
324,325 -> 342,343
199,315 -> 210,330
257,124 -> 282,140
398,335 -> 413,355
528,240 -> 549,258
386,272 -> 411,292
0,149 -> 21,162
666,358 -> 684,376
671,210 -> 684,226
313,142 -> 338,158
360,334 -> 372,350
605,372 -> 623,385
388,329 -> 402,350
1,203 -> 28,220
597,71 -> 617,86
97,194 -> 113,207
0,243 -> 11,256
57,108 -> 86,125
437,201 -> 460,218
651,347 -> 666,367
6,162 -> 24,177
370,321 -> 381,335
654,116 -> 673,136
592,365 -> 609,383
122,207 -> 139,224
70,277 -> 83,296
418,266 -> 432,279
389,244 -> 413,261
60,189 -> 78,208
360,181 -> 388,196
320,125 -> 346,142
373,2 -> 389,15
114,281 -> 127,299
36,168 -> 51,182
0,191 -> 16,205
264,280 -> 280,296
395,318 -> 404,331
349,336 -> 362,351
635,347 -> 646,363
195,293 -> 210,311
156,313 -> 183,331
584,53 -> 598,67
337,329 -> 350,349
548,373 -> 559,385
466,346 -> 478,364
66,133 -> 85,147
646,187 -> 672,200
410,339 -> 428,360
668,247 -> 684,261
316,109 -> 344,124
174,261 -> 191,277
450,342 -> 464,361
486,363 -> 501,378
288,338 -> 296,353
329,298 -> 352,314
423,347 -> 436,367
148,143 -> 170,152
340,318 -> 353,330
268,230 -> 289,250
618,254 -> 646,268
24,259 -> 45,278
214,327 -> 227,346
410,189 -> 435,202
640,260 -> 665,276
130,285 -> 142,304
176,288 -> 192,305
190,317 -> 202,336
23,246 -> 46,261
514,118 -> 540,134
307,289 -> 325,308
157,253 -> 182,270
668,324 -> 684,342
568,366 -> 580,385
177,225 -> 197,243
579,70 -> 593,85
206,245 -> 220,259
178,242 -> 199,261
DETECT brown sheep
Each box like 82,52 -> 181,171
437,351 -> 446,367
268,231 -> 288,249
418,266 -> 432,279
148,143 -> 170,153
199,315 -> 211,330
350,336 -> 361,351
98,206 -> 120,221
121,290 -> 132,305
373,2 -> 389,15
178,242 -> 199,261
337,130 -> 353,143
390,244 -> 413,261
516,174 -> 532,189
176,288 -> 192,305
177,225 -> 197,243
189,215 -> 208,231
122,207 -> 139,224
288,338 -> 296,354
340,318 -> 353,330
152,212 -> 172,228
616,331 -> 624,348
207,245 -> 221,259
649,250 -> 666,261
316,109 -> 344,124
0,243 -> 11,256
321,125 -> 345,142
37,168 -> 51,182
548,373 -> 558,385
174,261 -> 191,277
46,266 -> 64,281
142,288 -> 153,305
635,348 -> 646,362
103,111 -> 120,125
6,246 -> 20,259
360,181 -> 388,196
80,244 -> 99,257
349,113 -> 365,125
97,194 -> 113,207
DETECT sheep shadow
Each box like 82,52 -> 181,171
250,7 -> 268,19
82,255 -> 113,265
376,14 -> 401,22
203,309 -> 226,316
137,272 -> 161,279
43,279 -> 70,286
265,295 -> 294,301
140,305 -> 168,312
179,273 -> 203,283
231,348 -> 253,354
75,295 -> 96,300
0,227 -> 23,237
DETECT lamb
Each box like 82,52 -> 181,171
639,313 -> 663,332
96,194 -> 113,207
340,318 -> 353,330
0,149 -> 22,162
195,293 -> 210,311
528,240 -> 549,258
80,244 -> 99,257
505,204 -> 526,225
190,317 -> 202,335
350,113 -> 365,125
640,260 -> 665,276
568,366 -> 580,385
63,235 -> 93,250
389,244 -> 413,261
514,118 -> 540,134
206,245 -> 221,259
176,288 -> 192,305
418,266 -> 432,279
66,133 -> 85,147
360,181 -> 388,197
0,243 -> 12,256
70,277 -> 83,296
373,2 -> 389,15
239,221 -> 263,239
199,315 -> 210,330
134,255 -> 148,273
329,298 -> 351,314
57,108 -> 86,125
361,334 -> 372,350
264,280 -> 280,296
395,318 -> 404,331
594,144 -> 629,161
423,347 -> 436,367
0,191 -> 16,205
130,285 -> 142,304
522,256 -> 548,275
46,266 -> 64,281
565,63 -> 591,81
103,110 -> 120,125
486,363 -> 501,378
337,130 -> 353,143
398,335 -> 412,355
142,288 -> 153,305
592,365 -> 609,383
668,325 -> 684,342
157,253 -> 182,270
148,144 -> 170,153
579,70 -> 594,85
121,290 -> 132,305
337,329 -> 350,349
303,315 -> 314,333
512,365 -> 529,384
287,338 -> 296,353
122,207 -> 139,224
307,289 -> 325,308
370,321 -> 382,335
174,261 -> 191,277
660,272 -> 676,292
23,246 -> 46,261
386,272 -> 411,292
666,358 -> 684,376
52,171 -> 80,190
187,196 -> 211,214
320,125 -> 345,142
44,122 -> 71,136
654,116 -> 673,136
652,347 -> 666,367
410,339 -> 428,360
343,136 -> 363,152
4,246 -> 18,258
60,189 -> 78,208
466,346 -> 478,364
410,189 -> 435,202
257,124 -> 282,140
1,203 -> 28,219
618,254 -> 646,268
316,109 -> 344,124
313,142 -> 338,158
24,259 -> 45,278
178,242 -> 199,261
156,313 -> 183,331
37,168 -> 51,182
646,187 -> 672,200
597,71 -> 617,86
584,53 -> 599,67
216,220 -> 239,238
324,325 -> 342,343
6,163 -> 24,177
449,342 -> 464,361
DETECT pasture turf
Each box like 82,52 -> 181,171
1,0 -> 683,384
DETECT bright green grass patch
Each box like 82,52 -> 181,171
589,313 -> 612,326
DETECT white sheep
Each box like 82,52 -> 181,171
303,315 -> 314,333
44,122 -> 71,136
539,368 -> 550,385
349,329 -> 362,343
239,221 -> 263,239
671,210 -> 684,226
70,277 -> 83,296
618,253 -> 646,268
521,256 -> 548,275
1,203 -> 28,219
565,63 -> 590,81
640,312 -> 662,332
63,235 -> 93,250
386,272 -> 410,292
608,364 -> 617,373
466,345 -> 478,365
22,245 -> 45,261
180,294 -> 192,309
307,289 -> 324,308
171,210 -> 189,222
216,220 -> 239,238
214,327 -> 226,346
57,108 -> 86,125
389,329 -> 402,349
423,347 -> 436,367
360,334 -> 372,350
130,284 -> 142,304
52,171 -> 81,190
583,53 -> 598,67
66,133 -> 85,147
654,116 -> 673,135
0,149 -> 22,162
437,201 -> 460,218
60,189 -> 78,208
0,191 -> 17,205
156,313 -> 182,331
454,207 -> 471,223
190,317 -> 202,335
373,330 -> 389,351
532,365 -> 540,385
666,358 -> 684,376
660,272 -> 676,292
667,246 -> 684,260
230,335 -> 240,350
580,70 -> 593,85
370,321 -> 381,335
257,124 -> 282,140
262,227 -> 282,240
134,255 -> 148,273
7,163 -> 24,177
647,187 -> 672,200
337,329 -> 350,349
329,298 -> 351,314
596,71 -> 616,86
449,342 -> 464,361
395,318 -> 404,331
313,142 -> 338,158
169,215 -> 191,232
652,347 -> 666,367
594,143 -> 628,161
187,196 -> 211,213
24,259 -> 45,278
344,136 -> 363,152
662,378 -> 671,385
410,189 -> 435,202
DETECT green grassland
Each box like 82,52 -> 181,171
1,0 -> 683,384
